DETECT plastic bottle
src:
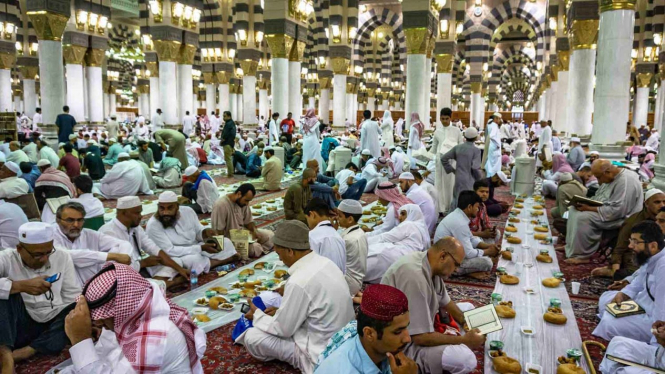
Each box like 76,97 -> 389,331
214,264 -> 236,272
190,270 -> 198,289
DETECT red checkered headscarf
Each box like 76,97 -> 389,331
375,182 -> 413,218
84,263 -> 204,373
410,112 -> 424,140
361,284 -> 409,321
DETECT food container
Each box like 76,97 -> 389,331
566,348 -> 583,361
205,290 -> 217,298
263,262 -> 276,272
228,293 -> 241,303
525,363 -> 543,373
540,249 -> 549,255
521,326 -> 535,336
497,267 -> 507,274
549,298 -> 562,308
553,272 -> 565,280
238,274 -> 249,282
490,340 -> 504,350
491,293 -> 503,304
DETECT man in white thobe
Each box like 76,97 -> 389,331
94,153 -> 154,199
646,129 -> 660,149
134,122 -> 149,140
37,139 -> 60,168
33,108 -> 42,129
499,121 -> 512,141
537,120 -> 553,164
359,110 -> 382,158
152,109 -> 164,130
210,113 -> 221,135
0,161 -> 30,199
361,157 -> 389,193
106,115 -> 119,140
181,165 -> 219,214
146,191 -> 238,276
22,139 -> 38,163
305,197 -> 347,273
0,200 -> 28,248
237,220 -> 354,374
399,172 -> 437,234
414,170 -> 439,214
268,113 -> 280,146
431,108 -> 464,213
484,113 -> 502,178
336,199 -> 368,297
182,111 -> 195,136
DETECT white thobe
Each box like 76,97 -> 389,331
268,119 -> 280,145
340,225 -> 368,296
182,115 -> 195,135
392,150 -> 407,174
552,137 -> 562,152
484,122 -> 502,177
418,181 -> 439,216
335,169 -> 356,195
145,206 -> 237,276
0,176 -> 29,199
646,134 -> 659,149
599,336 -> 665,374
365,221 -> 430,283
538,126 -> 553,153
499,123 -> 512,139
360,120 -> 382,158
0,143 -> 9,157
33,113 -> 42,127
407,125 -> 423,169
39,146 -> 60,168
309,220 -> 347,274
0,201 -> 28,248
96,160 -> 153,199
7,150 -> 29,164
53,226 -> 137,286
237,252 -> 354,374
23,143 -> 38,163
360,163 -> 386,193
405,184 -> 437,234
195,179 -> 219,214
431,125 -> 464,213
134,125 -> 149,140
152,114 -> 164,130
366,203 -> 398,237
0,249 -> 81,322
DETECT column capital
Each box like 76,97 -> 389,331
138,85 -> 150,94
258,78 -> 270,89
571,19 -> 599,50
557,50 -> 571,71
470,82 -> 482,94
289,40 -> 306,62
266,34 -> 294,59
146,61 -> 159,78
27,11 -> 68,41
404,28 -> 431,55
239,60 -> 259,76
425,35 -> 436,59
154,40 -> 181,62
346,82 -> 356,94
62,45 -> 87,65
85,48 -> 105,67
659,63 -> 665,81
0,52 -> 16,70
331,57 -> 350,75
202,72 -> 215,84
19,65 -> 39,79
636,70 -> 654,87
177,43 -> 196,65
216,71 -> 230,85
435,54 -> 454,73
319,76 -> 333,89
599,0 -> 636,12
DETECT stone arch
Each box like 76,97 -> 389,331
491,44 -> 537,90
353,7 -> 406,69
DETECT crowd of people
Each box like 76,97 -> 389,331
0,104 -> 664,374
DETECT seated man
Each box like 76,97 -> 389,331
0,222 -> 81,368
52,202 -> 133,286
58,144 -> 80,181
469,179 -> 501,244
289,141 -> 304,169
236,220 -> 354,373
94,153 -> 154,199
36,139 -> 59,171
306,198 -> 347,273
0,200 -> 28,248
336,200 -> 369,297
381,237 -> 482,374
413,170 -> 438,214
551,172 -> 587,220
102,138 -> 122,166
61,262 -> 206,373
306,160 -> 337,187
361,157 -> 390,193
365,182 -> 413,236
398,172 -> 436,234
212,183 -> 274,258
137,140 -> 154,167
565,159 -> 644,264
434,191 -> 498,279
153,154 -> 182,188
100,196 -> 191,289
81,145 -> 105,181
130,151 -> 156,191
19,161 -> 40,192
254,146 -> 283,191
0,161 -> 29,199
592,189 -> 665,278
41,175 -> 105,224
6,141 -> 29,164
181,165 -> 219,214
306,160 -> 341,209
34,159 -> 76,210
599,320 -> 665,374
335,162 -> 367,201
593,221 -> 664,343
314,284 -> 416,374
146,191 -> 238,276
284,168 -> 315,225
246,144 -> 264,178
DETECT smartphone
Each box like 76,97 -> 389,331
45,273 -> 61,283
240,303 -> 251,314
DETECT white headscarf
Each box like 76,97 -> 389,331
399,204 -> 431,250
382,110 -> 394,126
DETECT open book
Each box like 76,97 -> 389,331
605,300 -> 646,318
606,355 -> 665,373
205,235 -> 225,252
567,195 -> 604,207
464,304 -> 503,335
46,196 -> 70,214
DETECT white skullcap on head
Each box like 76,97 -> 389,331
58,142 -> 65,148
37,159 -> 51,167
109,138 -> 117,143
645,188 -> 664,201
264,146 -> 274,151
589,151 -> 600,156
69,134 -> 77,140
87,139 -> 97,145
184,165 -> 198,176
399,172 -> 415,180
158,191 -> 179,203
297,139 -> 304,144
559,172 -> 573,182
4,161 -> 19,175
118,152 -> 130,159
117,196 -> 141,210
361,149 -> 371,156
571,137 -> 581,143
463,127 -> 478,139
337,199 -> 363,215
493,112 -> 502,118
19,222 -> 54,244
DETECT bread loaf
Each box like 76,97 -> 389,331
542,277 -> 561,287
507,237 -> 522,244
500,274 -> 520,285
492,356 -> 522,374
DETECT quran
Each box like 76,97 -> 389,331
606,355 -> 665,373
567,195 -> 604,207
205,236 -> 225,252
464,304 -> 503,335
46,196 -> 70,214
604,301 -> 646,318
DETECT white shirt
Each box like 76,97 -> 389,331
0,201 -> 28,248
360,163 -> 382,183
145,206 -> 205,258
182,115 -> 195,134
251,252 -> 354,373
418,181 -> 439,213
23,142 -> 38,163
538,126 -> 553,152
309,220 -> 347,273
405,184 -> 436,233
99,218 -> 162,265
499,123 -> 512,139
335,169 -> 356,195
646,133 -> 660,149
366,203 -> 398,237
340,225 -> 368,296
152,114 -> 164,129
0,143 -> 9,157
53,225 -> 137,286
268,119 -> 280,144
33,112 -> 42,125
99,160 -> 153,199
0,248 -> 81,323
135,125 -> 149,139
0,176 -> 29,199
195,179 -> 219,214
434,208 -> 484,259
39,146 -> 60,168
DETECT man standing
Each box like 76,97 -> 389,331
306,197 -> 347,273
154,129 -> 188,169
431,108 -> 464,214
32,107 -> 42,129
441,127 -> 483,211
398,172 -> 437,233
537,120 -> 553,164
335,200 -> 369,297
567,137 -> 585,171
268,112 -> 280,146
221,111 -> 237,177
181,165 -> 219,214
258,146 -> 283,191
284,168 -> 315,224
552,129 -> 562,152
106,114 -> 119,140
237,220 -> 354,373
381,237 -> 482,373
360,110 -> 382,158
0,222 -> 81,368
55,106 -> 76,144
280,112 -> 296,145
152,108 -> 164,130
484,113 -> 502,178
182,111 -> 195,136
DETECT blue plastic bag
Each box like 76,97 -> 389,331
232,296 -> 266,342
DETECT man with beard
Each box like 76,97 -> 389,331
100,196 -> 191,289
284,168 -> 316,225
146,191 -> 239,276
381,237 -> 482,374
593,221 -> 665,344
314,284 -> 416,374
52,202 -> 133,286
211,184 -> 275,258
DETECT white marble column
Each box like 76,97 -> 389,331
23,79 -> 36,116
149,76 -> 160,116
548,81 -> 558,125
66,64 -> 85,122
230,92 -> 237,119
237,92 -> 243,122
333,74 -> 347,127
288,61 -> 301,116
140,92 -> 150,118
206,84 -> 216,114
0,69 -> 12,112
218,83 -> 230,114
537,94 -> 546,121
159,61 -> 178,127
272,58 -> 288,117
346,93 -> 355,123
13,96 -> 21,112
555,70 -> 570,133
367,96 -> 376,112
39,40 -> 66,127
259,88 -> 269,120
423,58 -> 432,128
592,8 -> 635,151
243,75 -> 257,126
103,93 -> 109,117
319,88 -> 330,124
634,86 -> 649,127
109,94 -> 116,115
405,54 -> 427,122
177,64 -> 193,122
86,66 -> 103,124
656,79 -> 665,132
308,96 -> 315,109
437,72 -> 452,117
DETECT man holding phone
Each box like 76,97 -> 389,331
0,222 -> 81,369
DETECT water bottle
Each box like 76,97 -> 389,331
190,270 -> 198,289
214,264 -> 236,272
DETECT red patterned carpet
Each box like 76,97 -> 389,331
15,175 -> 607,373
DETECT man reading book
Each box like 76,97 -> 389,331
600,320 -> 665,373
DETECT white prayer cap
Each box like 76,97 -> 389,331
69,134 -> 77,140
361,149 -> 371,156
110,113 -> 117,119
58,142 -> 65,148
399,172 -> 415,180
589,151 -> 600,156
87,139 -> 97,145
463,127 -> 478,139
264,146 -> 274,152
117,196 -> 141,209
559,172 -> 573,182
338,199 -> 363,215
158,191 -> 179,203
184,165 -> 198,176
645,188 -> 664,201
37,159 -> 51,167
297,139 -> 304,144
570,137 -> 581,143
18,222 -> 54,244
118,152 -> 130,159
109,138 -> 117,143
4,161 -> 19,174
493,112 -> 502,118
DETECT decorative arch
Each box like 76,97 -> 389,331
353,7 -> 407,69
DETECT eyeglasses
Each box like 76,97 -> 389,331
58,217 -> 85,224
629,238 -> 646,245
444,252 -> 462,267
24,247 -> 56,259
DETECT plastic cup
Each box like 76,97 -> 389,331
571,281 -> 581,295
515,262 -> 524,275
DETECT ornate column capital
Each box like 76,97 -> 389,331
154,40 -> 181,63
85,48 -> 105,67
177,43 -> 196,65
19,65 -> 39,79
239,60 -> 259,77
346,82 -> 356,94
571,20 -> 599,50
470,82 -> 482,94
319,76 -> 333,89
637,72 -> 654,88
202,72 -> 215,84
404,28 -> 431,55
216,71 -> 231,85
557,50 -> 571,71
331,57 -> 350,75
288,40 -> 306,62
27,12 -> 68,41
258,78 -> 270,89
62,45 -> 87,65
266,34 -> 294,59
435,54 -> 454,73
599,0 -> 636,12
146,61 -> 159,78
138,85 -> 150,94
